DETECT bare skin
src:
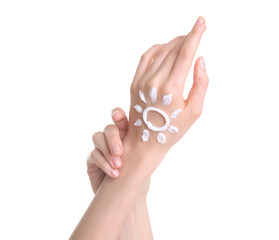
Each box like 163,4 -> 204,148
87,108 -> 153,239
70,16 -> 209,240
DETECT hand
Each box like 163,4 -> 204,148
87,107 -> 150,199
125,16 -> 209,165
87,108 -> 128,193
70,17 -> 208,240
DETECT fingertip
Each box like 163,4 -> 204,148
194,57 -> 206,73
112,157 -> 122,168
196,16 -> 205,25
118,158 -> 122,168
111,108 -> 126,122
111,108 -> 129,135
191,16 -> 206,36
112,109 -> 121,121
110,168 -> 119,178
199,56 -> 206,70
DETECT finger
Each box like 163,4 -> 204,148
86,151 -> 101,173
133,44 -> 162,83
146,36 -> 185,76
103,124 -> 123,160
111,108 -> 129,140
154,35 -> 187,78
92,131 -> 122,169
184,57 -> 209,120
89,149 -> 119,178
169,16 -> 206,88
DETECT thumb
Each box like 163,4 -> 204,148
185,56 -> 209,119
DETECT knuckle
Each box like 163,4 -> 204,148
156,46 -> 168,56
151,44 -> 161,51
151,43 -> 160,49
92,131 -> 103,143
145,72 -> 165,90
160,83 -> 175,95
130,82 -> 137,94
171,36 -> 185,46
142,45 -> 156,59
168,36 -> 183,46
87,151 -> 95,165
137,82 -> 145,92
179,47 -> 191,59
177,35 -> 185,41
141,44 -> 161,61
174,36 -> 183,42
146,78 -> 158,89
140,52 -> 148,61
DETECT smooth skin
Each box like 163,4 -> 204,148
70,16 -> 209,240
87,108 -> 153,239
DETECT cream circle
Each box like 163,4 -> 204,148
142,107 -> 170,132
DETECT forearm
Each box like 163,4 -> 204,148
118,176 -> 153,240
118,200 -> 153,240
70,142 -> 160,240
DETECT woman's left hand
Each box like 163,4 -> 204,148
125,16 -> 209,167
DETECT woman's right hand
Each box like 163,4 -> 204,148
87,107 -> 128,193
76,108 -> 152,240
87,107 -> 151,199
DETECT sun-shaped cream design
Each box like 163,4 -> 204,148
133,87 -> 182,144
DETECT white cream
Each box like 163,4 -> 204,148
139,90 -> 147,103
170,109 -> 182,119
157,133 -> 166,144
149,86 -> 157,104
142,129 -> 149,142
134,119 -> 142,126
162,94 -> 172,106
168,125 -> 178,133
134,88 -> 180,144
142,107 -> 170,132
133,104 -> 143,113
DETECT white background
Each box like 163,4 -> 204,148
0,0 -> 278,239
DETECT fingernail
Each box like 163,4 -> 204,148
112,110 -> 120,117
112,110 -> 121,122
110,169 -> 119,178
112,144 -> 121,155
196,16 -> 204,25
112,157 -> 122,168
200,57 -> 206,70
